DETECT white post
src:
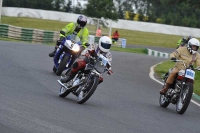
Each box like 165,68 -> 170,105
109,20 -> 112,37
96,19 -> 99,30
0,0 -> 3,23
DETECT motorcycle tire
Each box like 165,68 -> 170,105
56,55 -> 70,76
159,94 -> 170,108
159,83 -> 170,108
176,83 -> 193,114
53,66 -> 57,73
59,86 -> 70,98
77,76 -> 99,104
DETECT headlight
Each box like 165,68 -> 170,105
72,45 -> 80,52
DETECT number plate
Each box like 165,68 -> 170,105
99,54 -> 108,66
185,69 -> 195,80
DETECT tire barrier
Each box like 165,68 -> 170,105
146,48 -> 169,58
0,24 -> 59,43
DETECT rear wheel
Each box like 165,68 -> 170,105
56,56 -> 70,76
176,83 -> 193,114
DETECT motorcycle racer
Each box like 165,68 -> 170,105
61,36 -> 113,84
49,15 -> 89,57
160,38 -> 200,94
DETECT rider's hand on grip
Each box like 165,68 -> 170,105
85,53 -> 90,57
107,70 -> 113,75
88,50 -> 97,58
171,57 -> 177,62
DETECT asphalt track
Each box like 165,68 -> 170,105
0,41 -> 200,133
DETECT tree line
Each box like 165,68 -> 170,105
3,0 -> 200,28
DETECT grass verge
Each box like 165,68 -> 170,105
3,16 -> 200,48
0,37 -> 146,55
155,61 -> 200,96
111,46 -> 147,54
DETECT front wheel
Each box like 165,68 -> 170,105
59,86 -> 71,98
176,83 -> 193,114
56,55 -> 70,76
159,94 -> 170,108
77,76 -> 99,104
53,66 -> 57,73
159,82 -> 170,108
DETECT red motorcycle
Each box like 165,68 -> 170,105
159,60 -> 200,114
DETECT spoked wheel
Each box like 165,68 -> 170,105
159,83 -> 170,108
59,86 -> 70,98
176,83 -> 193,114
77,76 -> 99,104
159,94 -> 170,108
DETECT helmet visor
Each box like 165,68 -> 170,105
101,42 -> 111,49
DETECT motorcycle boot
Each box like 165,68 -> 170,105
49,48 -> 56,57
61,72 -> 76,83
49,40 -> 62,57
160,83 -> 170,94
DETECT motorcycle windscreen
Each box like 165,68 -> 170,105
85,64 -> 94,71
94,62 -> 105,73
67,34 -> 80,42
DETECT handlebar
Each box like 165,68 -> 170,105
173,59 -> 200,70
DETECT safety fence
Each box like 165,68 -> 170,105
0,24 -> 60,43
0,24 -> 126,48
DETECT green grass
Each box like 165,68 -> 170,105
155,61 -> 200,96
3,16 -> 200,48
0,37 -> 146,54
111,46 -> 146,54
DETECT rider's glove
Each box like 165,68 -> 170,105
107,70 -> 113,75
171,57 -> 177,62
85,52 -> 90,57
88,50 -> 97,58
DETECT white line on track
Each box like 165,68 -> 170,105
149,62 -> 200,107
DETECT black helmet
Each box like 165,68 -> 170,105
182,36 -> 187,41
77,15 -> 87,27
188,36 -> 192,40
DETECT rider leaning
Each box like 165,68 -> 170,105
49,15 -> 89,57
61,36 -> 113,84
160,38 -> 200,94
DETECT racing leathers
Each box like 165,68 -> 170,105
160,47 -> 200,94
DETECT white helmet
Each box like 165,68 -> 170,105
98,36 -> 112,53
187,38 -> 200,54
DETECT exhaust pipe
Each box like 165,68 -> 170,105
57,80 -> 68,89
